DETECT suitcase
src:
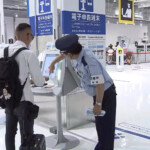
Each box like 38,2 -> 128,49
19,108 -> 46,150
19,134 -> 46,150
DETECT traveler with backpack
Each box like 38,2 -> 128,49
0,23 -> 45,150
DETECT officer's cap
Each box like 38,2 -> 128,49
55,34 -> 79,53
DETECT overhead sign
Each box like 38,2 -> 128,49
62,0 -> 105,35
37,13 -> 53,36
119,0 -> 134,24
61,0 -> 106,67
27,0 -> 51,16
29,17 -> 35,36
39,0 -> 51,14
28,0 -> 53,36
29,13 -> 53,36
79,0 -> 93,12
62,11 -> 105,34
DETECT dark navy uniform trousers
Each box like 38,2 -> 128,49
93,84 -> 117,150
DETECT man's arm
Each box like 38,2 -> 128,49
28,52 -> 45,86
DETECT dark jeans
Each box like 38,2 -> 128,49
93,84 -> 117,150
5,107 -> 34,150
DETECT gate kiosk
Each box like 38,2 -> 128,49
32,53 -> 80,149
116,47 -> 124,71
146,45 -> 150,62
136,45 -> 145,63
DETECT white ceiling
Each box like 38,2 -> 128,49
4,0 -> 27,18
106,0 -> 150,21
3,0 -> 150,22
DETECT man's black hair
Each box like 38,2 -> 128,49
15,23 -> 31,34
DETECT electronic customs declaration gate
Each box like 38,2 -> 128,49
29,0 -> 106,148
32,56 -> 93,149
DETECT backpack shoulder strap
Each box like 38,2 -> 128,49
11,47 -> 27,59
81,56 -> 87,66
22,77 -> 28,88
4,47 -> 9,59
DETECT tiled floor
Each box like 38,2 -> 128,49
0,63 -> 150,150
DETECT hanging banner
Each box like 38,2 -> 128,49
119,0 -> 134,24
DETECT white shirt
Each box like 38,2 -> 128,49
73,48 -> 113,96
0,40 -> 45,103
108,49 -> 114,56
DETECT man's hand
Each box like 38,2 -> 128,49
49,63 -> 55,74
30,79 -> 34,84
93,104 -> 102,116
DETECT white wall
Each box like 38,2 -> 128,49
15,18 -> 29,28
106,23 -> 148,47
4,17 -> 15,43
57,0 -> 61,9
4,17 -> 29,44
148,24 -> 150,41
0,0 -> 5,43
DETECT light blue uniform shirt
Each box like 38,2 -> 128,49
73,48 -> 113,96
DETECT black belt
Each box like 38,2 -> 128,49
105,84 -> 115,93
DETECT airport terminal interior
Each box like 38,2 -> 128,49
1,0 -> 150,150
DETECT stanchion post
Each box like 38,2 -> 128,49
116,47 -> 124,71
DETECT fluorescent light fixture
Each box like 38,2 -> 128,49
24,2 -> 27,6
15,13 -> 18,17
138,3 -> 150,8
134,13 -> 143,19
135,0 -> 149,3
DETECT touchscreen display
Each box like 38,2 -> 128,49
42,54 -> 58,78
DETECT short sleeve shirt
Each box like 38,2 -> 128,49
73,48 -> 113,96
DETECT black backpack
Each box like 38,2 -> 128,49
0,47 -> 27,109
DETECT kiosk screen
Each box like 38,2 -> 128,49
42,54 -> 58,78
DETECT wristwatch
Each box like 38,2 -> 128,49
96,102 -> 102,106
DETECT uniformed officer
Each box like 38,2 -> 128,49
49,34 -> 117,150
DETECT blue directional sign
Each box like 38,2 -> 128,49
79,0 -> 93,12
39,0 -> 51,14
62,11 -> 105,35
37,13 -> 53,36
29,13 -> 53,36
29,16 -> 35,36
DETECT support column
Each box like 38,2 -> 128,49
0,0 -> 5,43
